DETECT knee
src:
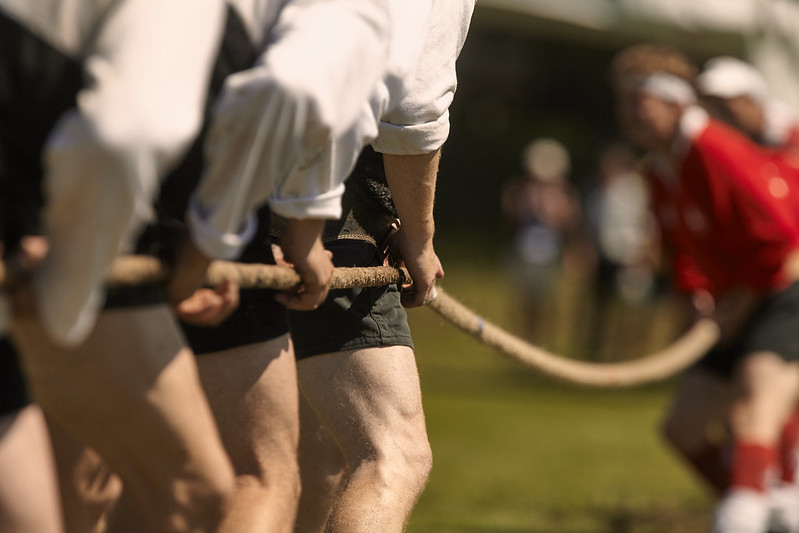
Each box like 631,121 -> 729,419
251,461 -> 302,503
407,438 -> 434,490
234,470 -> 302,505
357,435 -> 433,494
167,467 -> 235,532
235,455 -> 303,505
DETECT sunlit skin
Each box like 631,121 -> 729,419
614,84 -> 684,154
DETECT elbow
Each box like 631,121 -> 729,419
73,112 -> 187,217
275,74 -> 338,147
94,101 -> 203,176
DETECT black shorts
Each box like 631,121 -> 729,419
180,287 -> 288,355
288,239 -> 412,360
180,219 -> 288,356
0,338 -> 29,417
696,281 -> 799,377
129,206 -> 288,355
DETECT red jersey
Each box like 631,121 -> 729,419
647,107 -> 799,297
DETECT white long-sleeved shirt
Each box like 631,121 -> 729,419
188,0 -> 393,260
282,0 -> 475,226
373,0 -> 475,155
0,0 -> 226,345
187,0 -> 474,260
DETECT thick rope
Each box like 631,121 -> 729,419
426,286 -> 720,388
107,255 -> 719,388
106,255 -> 405,290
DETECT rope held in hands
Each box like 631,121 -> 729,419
109,255 -> 720,389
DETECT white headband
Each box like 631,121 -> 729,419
627,73 -> 697,105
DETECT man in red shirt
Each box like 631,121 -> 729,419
613,44 -> 799,533
698,54 -> 799,522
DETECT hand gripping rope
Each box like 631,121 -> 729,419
108,255 -> 721,388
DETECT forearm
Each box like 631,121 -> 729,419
281,218 -> 326,265
382,148 -> 443,307
382,149 -> 441,243
275,217 -> 332,311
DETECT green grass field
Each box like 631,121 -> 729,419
403,238 -> 713,532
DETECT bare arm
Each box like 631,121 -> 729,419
383,148 -> 444,307
274,218 -> 334,311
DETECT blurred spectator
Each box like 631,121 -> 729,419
586,142 -> 655,304
500,138 -> 585,351
583,142 -> 661,359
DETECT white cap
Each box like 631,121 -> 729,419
697,56 -> 768,104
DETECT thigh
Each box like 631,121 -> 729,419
297,345 -> 426,460
295,394 -> 346,533
11,305 -> 233,514
0,405 -> 62,533
298,393 -> 345,480
195,334 -> 299,476
47,417 -> 121,533
730,351 -> 799,442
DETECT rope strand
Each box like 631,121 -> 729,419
105,255 -> 721,388
427,286 -> 719,388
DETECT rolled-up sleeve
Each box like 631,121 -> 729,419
188,0 -> 390,259
36,0 -> 225,346
373,0 -> 475,155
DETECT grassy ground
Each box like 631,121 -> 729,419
402,238 -> 713,532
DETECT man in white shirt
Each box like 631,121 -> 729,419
48,1 -> 403,531
161,1 -> 469,530
0,1 -> 238,531
48,2 -> 470,531
291,2 -> 476,530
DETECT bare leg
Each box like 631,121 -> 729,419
661,368 -> 734,495
713,353 -> 799,533
297,346 -> 432,533
295,394 -> 346,533
47,418 -> 121,533
12,305 -> 235,533
0,405 -> 63,533
730,353 -> 799,445
196,334 -> 301,533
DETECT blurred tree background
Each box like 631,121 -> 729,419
404,2 -> 799,530
434,0 -> 772,242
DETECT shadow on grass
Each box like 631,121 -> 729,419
591,504 -> 710,533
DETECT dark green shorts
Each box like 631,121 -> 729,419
696,281 -> 799,377
288,239 -> 413,360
